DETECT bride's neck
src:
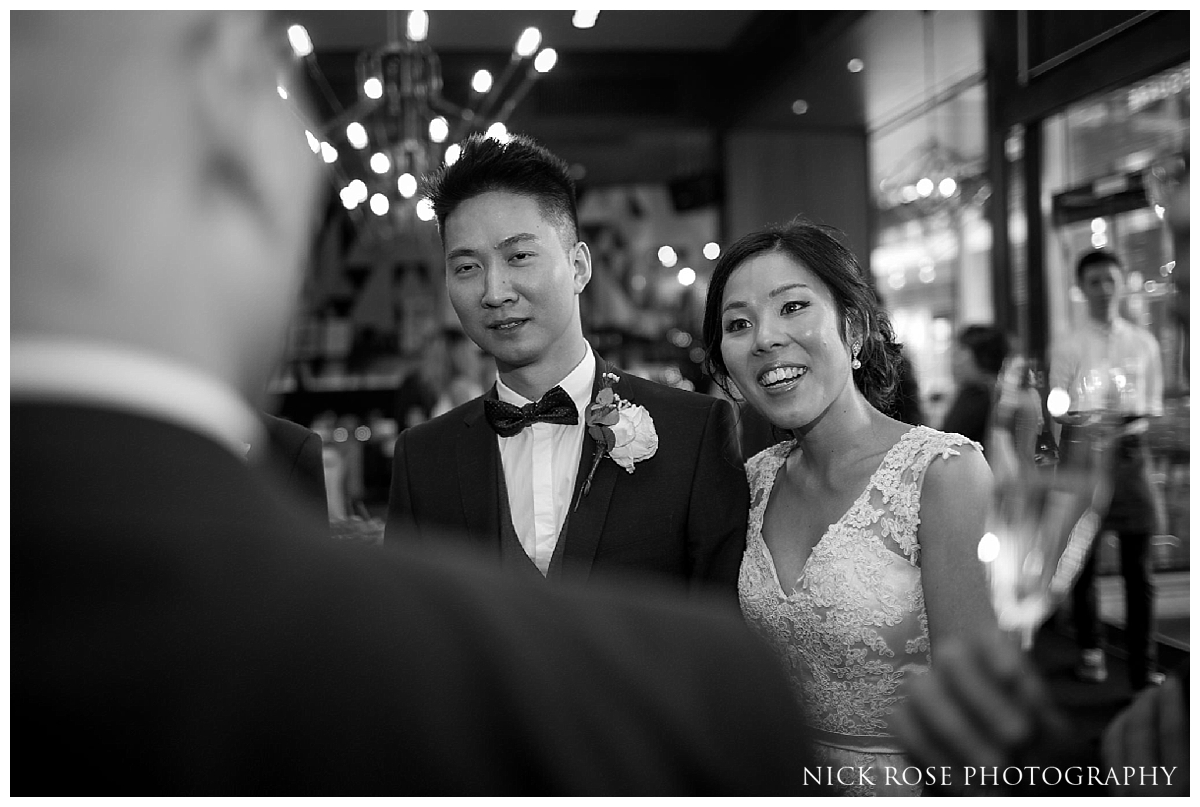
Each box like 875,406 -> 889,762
790,398 -> 885,478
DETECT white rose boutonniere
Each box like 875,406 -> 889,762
607,400 -> 658,472
576,369 -> 659,509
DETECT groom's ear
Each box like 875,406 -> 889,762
571,241 -> 592,294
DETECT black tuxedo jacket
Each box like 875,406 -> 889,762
12,401 -> 821,795
256,412 -> 328,522
384,357 -> 749,600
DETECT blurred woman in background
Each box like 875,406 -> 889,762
941,324 -> 1009,455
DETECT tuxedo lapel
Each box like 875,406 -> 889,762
455,397 -> 501,554
556,354 -> 619,582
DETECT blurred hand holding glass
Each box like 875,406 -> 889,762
978,356 -> 1121,649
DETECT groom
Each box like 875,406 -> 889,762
385,134 -> 747,600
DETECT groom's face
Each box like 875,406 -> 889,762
443,190 -> 591,375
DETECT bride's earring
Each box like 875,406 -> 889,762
851,342 -> 862,370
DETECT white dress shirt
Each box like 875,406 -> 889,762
11,337 -> 264,458
495,348 -> 595,575
1048,317 -> 1164,416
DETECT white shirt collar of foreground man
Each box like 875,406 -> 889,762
11,337 -> 264,458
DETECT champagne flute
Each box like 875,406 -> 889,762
977,356 -> 1120,649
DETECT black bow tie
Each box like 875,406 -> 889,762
484,385 -> 579,437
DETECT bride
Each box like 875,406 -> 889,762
701,220 -> 997,796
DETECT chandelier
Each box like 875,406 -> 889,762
286,11 -> 560,238
875,11 -> 987,222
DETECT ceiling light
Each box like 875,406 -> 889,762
516,27 -> 542,58
287,24 -> 313,58
534,48 -> 558,73
406,10 -> 429,43
346,122 -> 369,150
573,11 -> 599,29
472,69 -> 493,94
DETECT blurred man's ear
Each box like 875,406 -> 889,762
191,11 -> 281,234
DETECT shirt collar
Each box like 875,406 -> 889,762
495,345 -> 596,419
11,336 -> 264,458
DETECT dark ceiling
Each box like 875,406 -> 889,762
285,10 -> 867,187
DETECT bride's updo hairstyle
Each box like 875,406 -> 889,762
702,218 -> 905,417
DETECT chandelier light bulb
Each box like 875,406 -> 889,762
677,267 -> 696,287
938,177 -> 957,197
471,69 -> 493,94
304,130 -> 320,154
346,121 -> 369,150
397,172 -> 418,199
348,179 -> 368,204
658,245 -> 678,268
572,11 -> 599,29
1091,217 -> 1107,233
703,242 -> 721,260
339,186 -> 360,210
370,193 -> 390,216
415,198 -> 436,221
485,122 -> 509,142
429,116 -> 449,143
406,10 -> 429,43
276,85 -> 288,100
364,77 -> 383,100
370,152 -> 391,174
286,24 -> 313,58
444,143 -> 462,166
915,177 -> 934,197
847,58 -> 864,73
534,48 -> 558,74
516,27 -> 542,58
319,142 -> 338,164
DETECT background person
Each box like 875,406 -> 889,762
940,324 -> 1009,456
1048,249 -> 1165,690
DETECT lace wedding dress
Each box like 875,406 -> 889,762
739,426 -> 979,797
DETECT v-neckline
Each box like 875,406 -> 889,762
757,426 -> 920,597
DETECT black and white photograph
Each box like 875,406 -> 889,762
10,9 -> 1190,797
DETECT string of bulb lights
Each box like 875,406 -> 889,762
282,10 -> 597,232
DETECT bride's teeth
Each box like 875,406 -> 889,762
761,367 -> 804,386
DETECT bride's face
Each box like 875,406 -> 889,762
719,251 -> 857,431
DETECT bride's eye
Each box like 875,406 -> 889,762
781,300 -> 809,315
724,317 -> 751,334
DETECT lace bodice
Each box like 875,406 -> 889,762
739,426 -> 978,793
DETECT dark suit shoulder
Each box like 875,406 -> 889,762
401,396 -> 484,442
613,371 -> 722,415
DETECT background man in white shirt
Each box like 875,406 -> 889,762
1048,249 -> 1165,690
